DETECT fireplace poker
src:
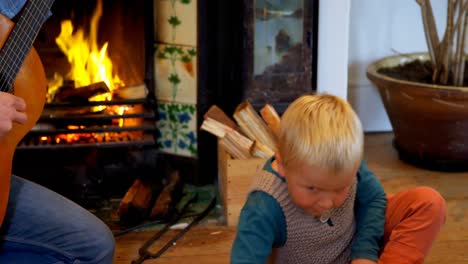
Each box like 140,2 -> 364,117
131,194 -> 217,264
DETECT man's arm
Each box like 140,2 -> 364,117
231,191 -> 286,264
351,160 -> 387,262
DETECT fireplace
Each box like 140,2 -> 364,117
11,0 -> 320,206
11,0 -> 158,207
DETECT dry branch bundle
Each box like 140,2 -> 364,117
416,0 -> 468,85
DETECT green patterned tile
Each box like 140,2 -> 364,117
156,101 -> 197,157
154,44 -> 197,104
154,0 -> 197,46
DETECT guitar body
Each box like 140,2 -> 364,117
0,13 -> 47,225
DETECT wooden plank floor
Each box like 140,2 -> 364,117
114,132 -> 468,264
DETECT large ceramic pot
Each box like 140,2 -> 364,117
367,52 -> 468,171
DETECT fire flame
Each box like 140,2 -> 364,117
48,0 -> 124,102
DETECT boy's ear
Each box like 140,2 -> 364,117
275,153 -> 286,176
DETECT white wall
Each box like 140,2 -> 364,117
317,0 -> 351,99
347,0 -> 447,131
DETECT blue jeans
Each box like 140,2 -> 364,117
0,175 -> 115,263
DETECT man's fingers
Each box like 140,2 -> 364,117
0,93 -> 27,140
14,111 -> 27,124
0,94 -> 28,124
9,96 -> 27,124
13,96 -> 26,112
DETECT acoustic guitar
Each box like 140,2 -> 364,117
0,0 -> 55,226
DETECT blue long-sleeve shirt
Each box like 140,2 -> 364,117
0,0 -> 52,20
231,158 -> 387,263
0,0 -> 28,19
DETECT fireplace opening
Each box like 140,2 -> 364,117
25,0 -> 156,148
11,0 -> 160,211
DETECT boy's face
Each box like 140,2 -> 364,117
276,156 -> 357,217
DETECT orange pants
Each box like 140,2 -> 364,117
379,187 -> 447,264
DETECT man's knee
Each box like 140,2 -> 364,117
77,218 -> 115,263
99,225 -> 115,250
93,221 -> 116,259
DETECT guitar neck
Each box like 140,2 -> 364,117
0,0 -> 55,91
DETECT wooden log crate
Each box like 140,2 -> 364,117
217,141 -> 267,226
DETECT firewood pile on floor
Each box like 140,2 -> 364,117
115,170 -> 184,228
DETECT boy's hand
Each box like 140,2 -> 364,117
351,259 -> 377,264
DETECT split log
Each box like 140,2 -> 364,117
251,141 -> 275,158
219,130 -> 254,159
200,117 -> 236,138
201,105 -> 243,138
117,179 -> 140,217
150,170 -> 183,219
233,101 -> 278,153
117,178 -> 153,223
260,104 -> 281,138
203,105 -> 239,130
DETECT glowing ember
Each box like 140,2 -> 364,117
26,131 -> 144,146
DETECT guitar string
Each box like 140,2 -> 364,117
0,5 -> 46,91
0,4 -> 41,92
0,11 -> 34,92
0,0 -> 54,92
0,1 -> 52,93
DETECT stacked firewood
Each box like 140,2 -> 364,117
117,170 -> 183,226
201,101 -> 281,159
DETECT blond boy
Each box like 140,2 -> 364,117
231,93 -> 446,264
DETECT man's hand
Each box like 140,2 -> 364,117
0,92 -> 27,140
351,259 -> 378,264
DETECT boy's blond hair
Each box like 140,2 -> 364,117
278,93 -> 363,174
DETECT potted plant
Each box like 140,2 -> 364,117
366,0 -> 468,171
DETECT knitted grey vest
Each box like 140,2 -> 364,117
251,169 -> 356,264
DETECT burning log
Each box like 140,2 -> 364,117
112,84 -> 147,100
53,81 -> 110,102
